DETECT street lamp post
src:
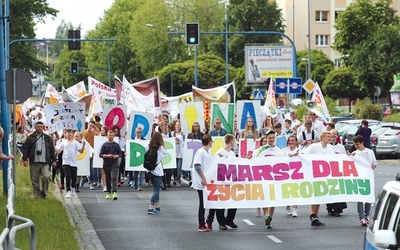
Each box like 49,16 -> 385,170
224,0 -> 229,85
165,1 -> 226,87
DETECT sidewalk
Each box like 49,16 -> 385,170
54,181 -> 105,250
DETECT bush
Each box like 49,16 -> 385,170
382,114 -> 400,122
354,100 -> 382,120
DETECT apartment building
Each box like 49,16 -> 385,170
276,0 -> 400,66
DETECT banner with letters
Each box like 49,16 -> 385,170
125,138 -> 176,171
236,100 -> 262,131
93,136 -> 119,168
103,105 -> 128,136
44,102 -> 86,132
128,111 -> 154,140
202,153 -> 375,209
209,103 -> 235,134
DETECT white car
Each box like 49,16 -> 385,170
364,175 -> 400,249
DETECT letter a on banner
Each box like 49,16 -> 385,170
236,100 -> 262,130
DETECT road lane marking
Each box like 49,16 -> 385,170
267,235 -> 282,243
243,219 -> 255,225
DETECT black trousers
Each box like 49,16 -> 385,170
63,165 -> 77,192
197,190 -> 205,225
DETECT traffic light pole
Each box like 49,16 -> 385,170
195,45 -> 198,87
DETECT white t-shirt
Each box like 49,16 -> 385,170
150,146 -> 168,177
256,146 -> 284,157
192,147 -> 210,190
303,142 -> 334,155
354,148 -> 377,167
282,147 -> 298,156
57,140 -> 81,167
215,147 -> 236,158
332,143 -> 346,154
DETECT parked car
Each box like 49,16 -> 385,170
339,120 -> 381,151
330,116 -> 354,124
364,174 -> 400,249
336,119 -> 380,135
370,123 -> 400,156
376,126 -> 400,159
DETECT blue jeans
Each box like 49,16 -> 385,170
150,175 -> 162,204
175,158 -> 183,182
133,171 -> 144,188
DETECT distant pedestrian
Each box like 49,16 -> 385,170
22,121 -> 56,198
147,132 -> 168,214
355,120 -> 372,149
99,130 -> 123,200
0,126 -> 14,167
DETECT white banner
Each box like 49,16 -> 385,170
125,138 -> 177,171
44,102 -> 86,133
88,76 -> 117,100
76,143 -> 90,176
103,105 -> 128,137
236,100 -> 262,132
127,111 -> 154,140
179,102 -> 205,135
203,154 -> 375,209
93,136 -> 119,168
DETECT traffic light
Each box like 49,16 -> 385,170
70,62 -> 79,74
185,23 -> 199,45
68,30 -> 81,50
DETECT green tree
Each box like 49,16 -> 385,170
10,0 -> 58,74
226,0 -> 285,67
333,0 -> 400,104
323,66 -> 367,112
84,0 -> 146,84
297,50 -> 334,90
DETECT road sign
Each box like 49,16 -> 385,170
6,68 -> 32,104
253,89 -> 265,100
303,79 -> 316,94
275,77 -> 302,94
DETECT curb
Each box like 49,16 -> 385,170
54,180 -> 105,250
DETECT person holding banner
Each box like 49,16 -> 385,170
131,127 -> 146,190
283,135 -> 300,217
55,129 -> 85,198
187,122 -> 205,187
81,121 -> 100,190
193,134 -> 213,232
112,125 -> 126,187
252,130 -> 284,229
349,135 -> 377,226
99,130 -> 123,200
303,131 -> 334,226
209,118 -> 227,137
213,134 -> 238,229
172,121 -> 184,186
241,117 -> 259,145
158,121 -> 173,189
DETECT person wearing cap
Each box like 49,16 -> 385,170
252,130 -> 284,229
23,121 -> 57,198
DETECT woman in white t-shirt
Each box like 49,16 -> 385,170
56,129 -> 85,198
282,135 -> 300,217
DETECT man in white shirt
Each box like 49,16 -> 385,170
297,119 -> 320,150
349,135 -> 377,226
289,110 -> 300,128
303,131 -> 334,226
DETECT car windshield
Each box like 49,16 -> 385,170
373,127 -> 390,136
346,125 -> 359,135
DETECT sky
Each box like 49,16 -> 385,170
35,0 -> 114,39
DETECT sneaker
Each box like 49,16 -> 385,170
310,214 -> 325,227
103,186 -> 107,192
365,217 -> 370,225
198,224 -> 210,232
286,206 -> 293,215
219,225 -> 228,230
148,209 -> 159,215
112,192 -> 118,200
138,188 -> 142,191
292,209 -> 298,217
65,191 -> 72,198
155,207 -> 161,213
173,181 -> 177,186
117,180 -> 121,187
105,192 -> 111,200
206,220 -> 213,230
60,184 -> 65,190
264,215 -> 272,229
256,208 -> 261,217
360,218 -> 367,227
226,221 -> 238,229
90,185 -> 95,190
145,183 -> 149,187
71,188 -> 76,197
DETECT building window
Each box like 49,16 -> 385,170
335,11 -> 343,20
335,59 -> 341,68
316,35 -> 329,46
316,11 -> 329,22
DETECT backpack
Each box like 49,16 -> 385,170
143,147 -> 159,171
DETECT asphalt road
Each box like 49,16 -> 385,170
70,161 -> 399,250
